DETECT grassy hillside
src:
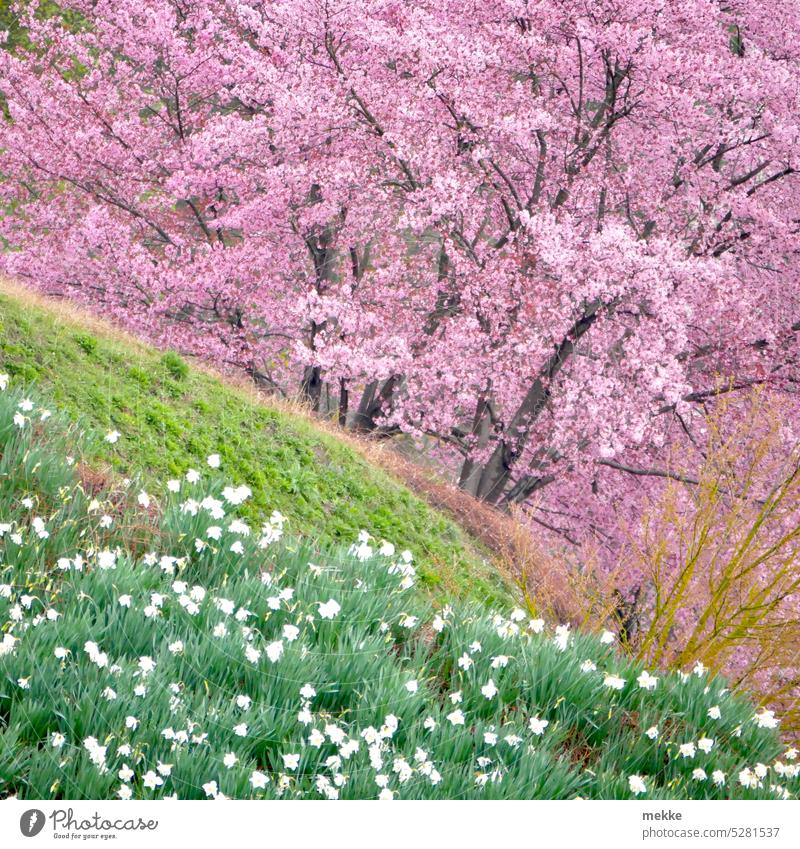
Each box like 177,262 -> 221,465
0,281 -> 506,602
0,385 -> 792,800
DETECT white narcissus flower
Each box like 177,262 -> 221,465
637,671 -> 658,691
250,771 -> 269,789
754,709 -> 779,729
628,775 -> 647,795
266,641 -> 284,663
446,709 -> 465,726
207,453 -> 221,468
317,599 -> 341,619
105,430 -> 120,444
698,737 -> 714,753
481,679 -> 498,700
282,753 -> 300,771
529,716 -> 549,736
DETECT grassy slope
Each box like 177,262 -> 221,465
0,388 -> 788,800
0,282 -> 507,603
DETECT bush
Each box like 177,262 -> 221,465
616,392 -> 800,737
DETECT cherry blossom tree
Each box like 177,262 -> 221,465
1,0 -> 798,553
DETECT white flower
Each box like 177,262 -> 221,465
207,454 -> 221,468
0,373 -> 8,390
51,732 -> 66,748
405,680 -> 419,694
628,775 -> 647,795
143,770 -> 163,790
223,752 -> 238,769
202,781 -> 218,798
105,430 -> 120,444
97,550 -> 117,570
698,737 -> 714,754
738,768 -> 760,789
233,723 -> 248,737
318,599 -> 341,619
457,653 -> 473,671
481,679 -> 498,700
300,684 -> 317,700
137,491 -> 151,509
707,706 -> 721,720
645,726 -> 659,740
423,717 -> 437,731
600,630 -> 615,645
54,646 -> 69,660
484,732 -> 498,745
282,753 -> 300,771
603,674 -> 626,690
637,671 -> 658,691
679,742 -> 697,759
693,661 -> 707,676
125,716 -> 139,730
692,768 -> 707,781
554,624 -> 570,651
230,540 -> 244,555
491,655 -> 509,669
118,785 -> 132,800
308,729 -> 325,748
157,762 -> 173,776
529,716 -> 549,736
0,632 -> 17,657
712,770 -> 726,786
446,710 -> 465,726
266,641 -> 284,663
283,624 -> 300,642
250,771 -> 269,789
186,468 -> 201,484
138,656 -> 156,675
167,479 -> 181,493
379,788 -> 394,801
754,709 -> 779,729
580,659 -> 597,673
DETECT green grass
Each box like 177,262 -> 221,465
0,287 -> 506,602
0,386 -> 793,800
